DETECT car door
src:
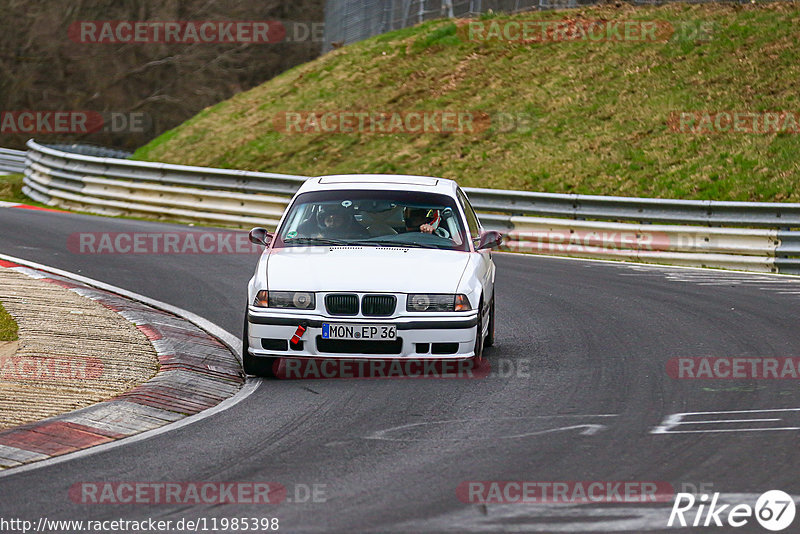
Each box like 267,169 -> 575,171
457,188 -> 495,314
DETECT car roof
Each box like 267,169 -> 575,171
297,174 -> 460,196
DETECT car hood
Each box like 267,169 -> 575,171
265,246 -> 470,293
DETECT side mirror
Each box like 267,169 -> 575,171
477,230 -> 502,250
249,227 -> 273,246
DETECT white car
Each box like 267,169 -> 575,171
243,174 -> 501,377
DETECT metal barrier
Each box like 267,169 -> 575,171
0,148 -> 26,174
45,144 -> 133,160
15,139 -> 800,275
322,0 -> 758,51
468,188 -> 800,229
487,215 -> 782,273
323,0 -> 599,51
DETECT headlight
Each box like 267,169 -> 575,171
253,290 -> 315,309
407,293 -> 471,312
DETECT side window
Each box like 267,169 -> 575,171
457,188 -> 481,241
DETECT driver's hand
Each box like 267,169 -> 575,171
419,224 -> 434,234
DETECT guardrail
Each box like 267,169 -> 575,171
45,143 -> 133,160
17,139 -> 800,275
0,148 -> 26,174
23,141 -> 303,228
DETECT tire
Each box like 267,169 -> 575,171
485,297 -> 495,348
472,303 -> 484,362
242,314 -> 278,377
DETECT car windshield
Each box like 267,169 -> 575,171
274,189 -> 468,251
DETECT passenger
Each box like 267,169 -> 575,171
403,207 -> 439,234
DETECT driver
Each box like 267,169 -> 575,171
315,204 -> 369,239
403,207 -> 440,234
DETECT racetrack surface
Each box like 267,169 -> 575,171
0,207 -> 799,532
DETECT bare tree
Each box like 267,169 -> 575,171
0,0 -> 324,150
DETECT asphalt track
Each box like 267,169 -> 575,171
0,206 -> 799,533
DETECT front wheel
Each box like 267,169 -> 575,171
472,304 -> 484,362
484,297 -> 495,348
242,314 -> 278,377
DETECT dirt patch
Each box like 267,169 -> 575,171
0,269 -> 158,430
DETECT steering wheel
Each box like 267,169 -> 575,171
434,226 -> 450,239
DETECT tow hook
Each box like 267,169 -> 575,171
290,323 -> 307,345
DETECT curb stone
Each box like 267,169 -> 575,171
0,259 -> 244,469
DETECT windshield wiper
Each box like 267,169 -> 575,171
347,239 -> 432,249
284,237 -> 349,246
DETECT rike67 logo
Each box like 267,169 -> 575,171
669,490 -> 796,531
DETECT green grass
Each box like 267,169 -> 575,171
129,2 -> 798,202
0,174 -> 32,342
0,302 -> 18,342
0,174 -> 31,204
0,173 -> 57,210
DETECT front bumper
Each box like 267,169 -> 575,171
246,309 -> 479,360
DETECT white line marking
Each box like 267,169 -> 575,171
0,252 -> 260,479
677,407 -> 800,414
652,408 -> 800,435
652,427 -> 800,434
366,415 -> 618,442
683,418 -> 781,424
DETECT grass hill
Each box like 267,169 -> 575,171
134,2 -> 800,202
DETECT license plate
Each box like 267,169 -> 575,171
322,323 -> 397,340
